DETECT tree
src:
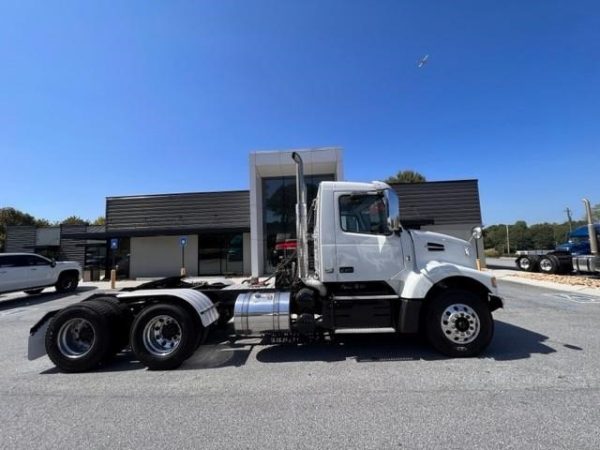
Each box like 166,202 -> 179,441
92,216 -> 106,225
0,207 -> 47,251
61,216 -> 89,226
528,223 -> 555,250
385,170 -> 426,184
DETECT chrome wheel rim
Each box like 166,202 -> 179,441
57,318 -> 95,358
519,258 -> 530,270
539,259 -> 552,272
142,315 -> 182,356
440,303 -> 480,344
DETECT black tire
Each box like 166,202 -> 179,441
425,289 -> 494,358
516,256 -> 538,272
557,257 -> 573,275
195,324 -> 210,349
25,288 -> 44,295
130,303 -> 199,370
86,297 -> 133,353
45,302 -> 114,372
216,307 -> 233,328
55,272 -> 79,293
539,255 -> 560,274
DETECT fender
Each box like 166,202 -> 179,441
399,261 -> 498,299
116,288 -> 219,327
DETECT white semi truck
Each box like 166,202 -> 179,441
28,153 -> 503,372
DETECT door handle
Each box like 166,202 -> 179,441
30,268 -> 38,271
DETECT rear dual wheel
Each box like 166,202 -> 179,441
516,255 -> 539,272
539,255 -> 560,274
46,301 -> 115,372
130,304 -> 202,370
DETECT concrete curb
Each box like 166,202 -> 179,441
488,269 -> 600,298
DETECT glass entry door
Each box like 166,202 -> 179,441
198,233 -> 243,275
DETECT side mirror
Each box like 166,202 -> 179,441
471,226 -> 483,241
387,216 -> 402,233
384,188 -> 401,233
50,258 -> 57,268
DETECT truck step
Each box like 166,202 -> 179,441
332,294 -> 399,301
334,327 -> 396,334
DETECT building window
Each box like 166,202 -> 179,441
198,233 -> 244,275
262,174 -> 334,273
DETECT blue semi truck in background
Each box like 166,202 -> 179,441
515,199 -> 600,275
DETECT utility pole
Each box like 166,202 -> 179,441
564,207 -> 573,233
505,224 -> 510,255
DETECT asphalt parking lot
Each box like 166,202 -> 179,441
1,281 -> 600,449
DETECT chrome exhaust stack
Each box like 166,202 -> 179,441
583,198 -> 599,255
292,152 -> 309,279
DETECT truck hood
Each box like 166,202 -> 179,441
410,230 -> 477,270
56,261 -> 82,271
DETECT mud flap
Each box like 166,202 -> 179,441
28,311 -> 57,360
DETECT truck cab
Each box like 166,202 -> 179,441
313,181 -> 494,291
556,225 -> 600,256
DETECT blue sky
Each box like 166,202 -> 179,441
1,0 -> 598,225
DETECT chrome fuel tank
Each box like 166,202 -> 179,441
234,291 -> 291,336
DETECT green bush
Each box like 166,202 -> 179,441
484,248 -> 500,257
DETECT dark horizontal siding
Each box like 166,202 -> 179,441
391,180 -> 481,225
5,226 -> 36,252
59,225 -> 86,265
106,191 -> 250,232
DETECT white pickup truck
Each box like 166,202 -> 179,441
0,253 -> 81,295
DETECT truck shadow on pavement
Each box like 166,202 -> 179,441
181,319 -> 558,371
0,287 -> 97,312
40,319 -> 560,374
253,321 -> 557,365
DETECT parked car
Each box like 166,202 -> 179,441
0,253 -> 82,295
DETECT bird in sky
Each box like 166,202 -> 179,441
417,54 -> 429,68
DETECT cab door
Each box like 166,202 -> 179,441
25,255 -> 54,288
334,192 -> 404,283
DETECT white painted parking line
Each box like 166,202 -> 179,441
545,293 -> 600,304
0,308 -> 38,317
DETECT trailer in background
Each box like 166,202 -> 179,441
514,200 -> 600,275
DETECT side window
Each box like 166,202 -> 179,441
28,255 -> 51,266
0,255 -> 28,267
339,194 -> 389,235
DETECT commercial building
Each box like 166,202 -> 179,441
5,148 -> 483,279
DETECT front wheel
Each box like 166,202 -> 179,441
55,273 -> 79,293
425,289 -> 493,357
130,303 -> 199,370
